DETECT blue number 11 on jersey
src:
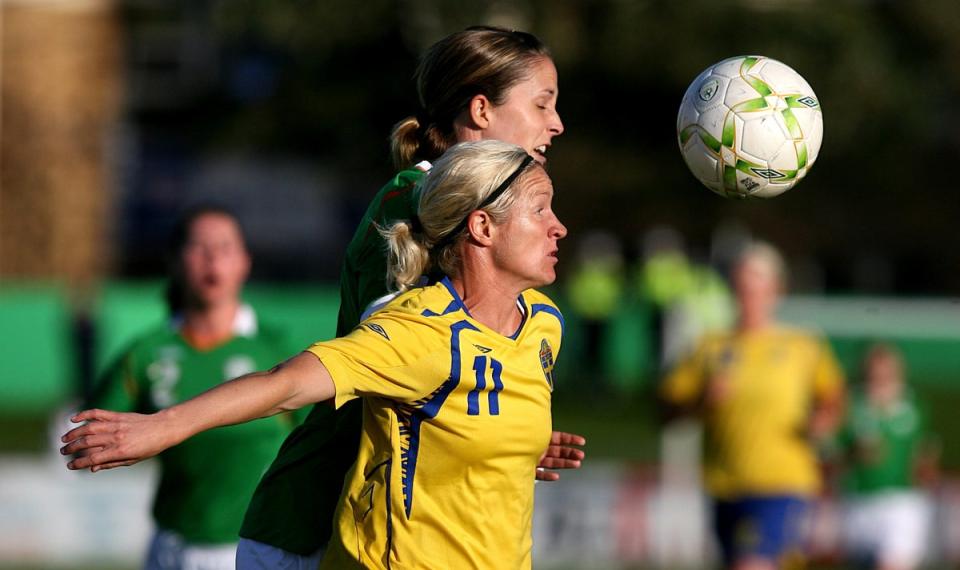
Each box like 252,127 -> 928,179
468,355 -> 504,416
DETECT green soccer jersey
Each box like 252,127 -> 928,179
88,305 -> 295,544
837,391 -> 927,494
238,165 -> 427,555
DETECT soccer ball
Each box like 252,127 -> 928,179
677,55 -> 823,198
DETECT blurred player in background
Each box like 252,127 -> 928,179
660,241 -> 845,570
64,140 -> 569,569
836,343 -> 938,570
86,205 -> 298,570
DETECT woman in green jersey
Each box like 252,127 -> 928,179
86,206 -> 297,570
838,343 -> 938,570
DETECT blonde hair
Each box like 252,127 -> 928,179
390,26 -> 551,170
735,240 -> 788,288
382,140 -> 537,291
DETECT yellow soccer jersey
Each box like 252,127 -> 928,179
661,325 -> 844,498
308,277 -> 562,570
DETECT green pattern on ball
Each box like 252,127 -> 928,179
735,158 -> 761,175
733,98 -> 768,112
797,141 -> 808,169
723,165 -> 737,191
722,113 -> 736,148
781,108 -> 802,139
680,125 -> 722,153
744,75 -> 772,97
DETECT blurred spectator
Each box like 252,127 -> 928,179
566,230 -> 626,385
660,240 -> 846,570
637,225 -> 694,367
835,343 -> 938,570
660,261 -> 734,369
637,225 -> 733,369
84,205 -> 299,570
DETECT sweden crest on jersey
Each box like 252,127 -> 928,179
539,338 -> 555,391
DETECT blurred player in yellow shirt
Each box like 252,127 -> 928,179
661,241 -> 845,570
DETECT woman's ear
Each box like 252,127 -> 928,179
466,210 -> 495,246
467,94 -> 493,130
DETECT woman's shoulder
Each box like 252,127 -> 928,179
365,281 -> 449,320
521,289 -> 564,328
358,165 -> 431,230
380,163 -> 430,201
522,288 -> 560,312
387,163 -> 430,191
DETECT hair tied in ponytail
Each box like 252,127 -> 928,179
415,111 -> 432,132
409,215 -> 424,234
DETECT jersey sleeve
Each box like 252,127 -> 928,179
86,350 -> 141,412
660,340 -> 708,407
307,312 -> 443,409
811,337 -> 845,402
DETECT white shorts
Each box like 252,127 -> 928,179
145,529 -> 237,570
235,538 -> 324,570
843,490 -> 932,568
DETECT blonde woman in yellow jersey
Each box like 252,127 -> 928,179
63,140 -> 567,569
661,242 -> 846,570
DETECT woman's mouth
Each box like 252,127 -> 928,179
533,145 -> 548,162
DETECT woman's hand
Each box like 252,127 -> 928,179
61,408 -> 186,471
537,430 -> 586,481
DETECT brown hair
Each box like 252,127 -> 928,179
390,26 -> 551,170
165,203 -> 246,315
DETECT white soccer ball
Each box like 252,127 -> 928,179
677,55 -> 823,198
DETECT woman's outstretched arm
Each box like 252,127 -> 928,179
61,352 -> 333,472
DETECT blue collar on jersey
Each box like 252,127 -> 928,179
437,276 -> 527,339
